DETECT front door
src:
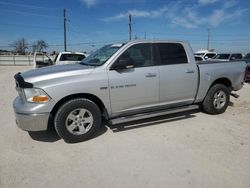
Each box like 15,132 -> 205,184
108,43 -> 159,116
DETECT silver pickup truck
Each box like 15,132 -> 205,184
13,40 -> 247,142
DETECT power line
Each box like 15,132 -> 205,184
90,0 -> 192,5
0,9 -> 61,18
0,22 -> 61,30
0,1 -> 59,10
1,38 -> 250,49
0,40 -> 127,48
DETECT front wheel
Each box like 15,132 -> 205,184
54,98 -> 101,143
202,84 -> 230,114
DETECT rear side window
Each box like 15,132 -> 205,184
59,54 -> 85,61
157,43 -> 188,65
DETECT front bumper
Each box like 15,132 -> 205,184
13,96 -> 55,131
15,112 -> 50,131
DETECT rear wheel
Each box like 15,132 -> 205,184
54,98 -> 101,143
202,84 -> 230,114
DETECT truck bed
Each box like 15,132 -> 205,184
195,60 -> 246,103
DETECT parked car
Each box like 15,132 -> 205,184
53,52 -> 86,65
213,53 -> 243,61
33,51 -> 86,68
13,40 -> 247,143
194,50 -> 217,61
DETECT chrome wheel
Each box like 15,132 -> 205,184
213,90 -> 226,109
66,108 -> 93,135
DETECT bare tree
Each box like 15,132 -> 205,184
10,38 -> 29,55
32,40 -> 48,52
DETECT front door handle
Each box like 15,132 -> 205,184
145,73 -> 157,78
185,69 -> 195,74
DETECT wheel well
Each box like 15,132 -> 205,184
211,78 -> 232,88
51,93 -> 106,118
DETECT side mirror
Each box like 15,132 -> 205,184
204,56 -> 208,60
111,58 -> 134,70
230,57 -> 236,60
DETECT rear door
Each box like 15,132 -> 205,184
155,42 -> 198,106
108,43 -> 159,115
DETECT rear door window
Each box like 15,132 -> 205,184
156,43 -> 188,65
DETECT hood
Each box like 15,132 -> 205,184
21,64 -> 94,84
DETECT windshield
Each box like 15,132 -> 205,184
80,44 -> 123,66
214,54 -> 230,59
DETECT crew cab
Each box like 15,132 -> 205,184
13,40 -> 247,143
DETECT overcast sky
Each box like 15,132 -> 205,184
0,0 -> 249,53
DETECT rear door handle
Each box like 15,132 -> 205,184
185,69 -> 195,74
145,73 -> 157,78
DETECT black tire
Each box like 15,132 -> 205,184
202,84 -> 230,114
54,98 -> 101,143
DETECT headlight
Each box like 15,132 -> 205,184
24,88 -> 50,103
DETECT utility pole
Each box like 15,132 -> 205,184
129,14 -> 132,40
63,9 -> 67,51
207,28 -> 210,51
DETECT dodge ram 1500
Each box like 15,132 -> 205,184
13,40 -> 247,142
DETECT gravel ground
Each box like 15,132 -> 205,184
0,66 -> 250,188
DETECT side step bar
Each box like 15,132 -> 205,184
109,105 -> 199,125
